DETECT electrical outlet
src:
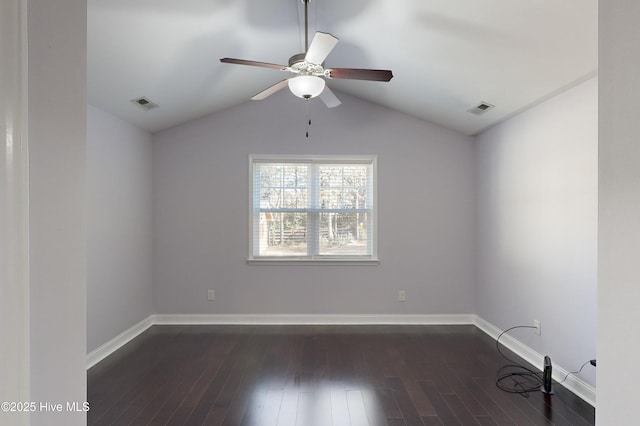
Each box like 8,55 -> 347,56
398,291 -> 406,302
207,290 -> 215,301
533,319 -> 541,335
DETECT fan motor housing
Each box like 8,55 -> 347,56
288,53 -> 306,66
289,53 -> 325,76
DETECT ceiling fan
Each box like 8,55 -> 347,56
220,0 -> 393,108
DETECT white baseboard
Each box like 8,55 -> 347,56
86,313 -> 595,407
473,315 -> 596,407
86,315 -> 154,369
152,313 -> 476,326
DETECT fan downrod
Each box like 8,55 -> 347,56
301,0 -> 311,52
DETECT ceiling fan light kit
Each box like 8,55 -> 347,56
219,0 -> 393,109
288,75 -> 326,99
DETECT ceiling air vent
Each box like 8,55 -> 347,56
131,96 -> 158,111
468,102 -> 494,116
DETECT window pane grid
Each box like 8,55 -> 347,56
251,157 -> 375,260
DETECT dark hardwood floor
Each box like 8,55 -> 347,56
87,325 -> 595,425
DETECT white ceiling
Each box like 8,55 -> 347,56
87,0 -> 598,136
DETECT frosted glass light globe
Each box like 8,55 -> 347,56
288,75 -> 325,99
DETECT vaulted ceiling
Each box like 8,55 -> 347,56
88,0 -> 597,136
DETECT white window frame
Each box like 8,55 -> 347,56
248,155 -> 379,265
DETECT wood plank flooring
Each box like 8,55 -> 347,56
87,325 -> 595,425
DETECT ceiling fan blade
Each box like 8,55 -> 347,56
319,87 -> 341,108
220,58 -> 287,71
304,32 -> 339,65
251,79 -> 290,100
327,68 -> 394,82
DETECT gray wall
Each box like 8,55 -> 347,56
475,78 -> 597,387
87,105 -> 154,353
599,1 -> 640,422
28,0 -> 87,424
88,78 -> 599,397
152,90 -> 476,315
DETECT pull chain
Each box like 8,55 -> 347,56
305,99 -> 311,138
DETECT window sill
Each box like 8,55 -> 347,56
247,258 -> 380,266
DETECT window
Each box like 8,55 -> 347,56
249,155 -> 378,264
